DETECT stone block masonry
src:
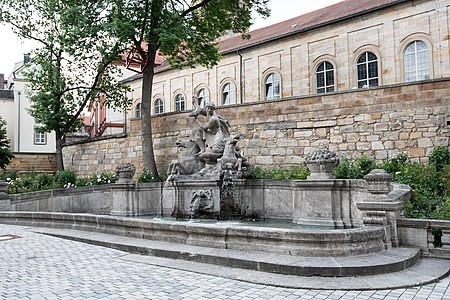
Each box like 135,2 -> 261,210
63,79 -> 450,178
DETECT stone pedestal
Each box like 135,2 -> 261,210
293,180 -> 351,228
110,183 -> 138,217
170,180 -> 222,219
357,169 -> 405,248
0,181 -> 11,211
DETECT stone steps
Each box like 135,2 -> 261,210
32,227 -> 423,278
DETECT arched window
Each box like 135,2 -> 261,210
197,88 -> 208,108
316,61 -> 334,93
404,40 -> 430,82
174,93 -> 185,112
357,52 -> 378,88
265,73 -> 280,100
135,103 -> 141,118
222,82 -> 235,105
154,98 -> 164,114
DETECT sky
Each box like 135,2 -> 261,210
0,0 -> 343,78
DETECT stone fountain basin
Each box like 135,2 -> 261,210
0,211 -> 386,257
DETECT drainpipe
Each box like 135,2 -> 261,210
237,50 -> 244,104
17,91 -> 21,152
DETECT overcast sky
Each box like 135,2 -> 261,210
0,0 -> 343,78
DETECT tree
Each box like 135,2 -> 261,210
109,0 -> 270,180
0,0 -> 131,171
0,117 -> 14,170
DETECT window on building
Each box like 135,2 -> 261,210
174,93 -> 185,112
404,40 -> 430,82
265,73 -> 280,100
197,89 -> 208,108
135,103 -> 141,118
222,83 -> 235,105
316,61 -> 334,93
34,130 -> 46,145
155,98 -> 164,114
357,52 -> 379,88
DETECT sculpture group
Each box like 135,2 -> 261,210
167,97 -> 251,181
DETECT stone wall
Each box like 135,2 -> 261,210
5,153 -> 57,174
63,79 -> 450,178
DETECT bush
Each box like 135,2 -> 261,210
137,170 -> 158,183
55,170 -> 76,188
250,166 -> 309,180
81,172 -> 117,186
333,156 -> 377,179
429,146 -> 450,172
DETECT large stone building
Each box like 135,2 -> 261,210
64,0 -> 450,177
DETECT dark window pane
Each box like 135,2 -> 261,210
317,73 -> 324,88
325,62 -> 333,70
358,64 -> 367,80
326,86 -> 334,93
357,54 -> 366,64
368,62 -> 378,78
326,70 -> 334,84
367,52 -> 377,61
369,79 -> 378,87
317,63 -> 324,72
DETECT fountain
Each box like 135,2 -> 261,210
165,99 -> 250,220
0,97 -> 419,278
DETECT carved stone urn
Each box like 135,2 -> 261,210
115,163 -> 136,184
304,145 -> 340,179
364,169 -> 393,194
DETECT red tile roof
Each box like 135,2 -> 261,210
220,0 -> 407,53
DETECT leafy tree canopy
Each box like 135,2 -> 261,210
0,116 -> 14,170
0,0 -> 133,170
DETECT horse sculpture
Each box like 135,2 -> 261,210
167,139 -> 204,180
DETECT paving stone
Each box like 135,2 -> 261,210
1,224 -> 450,300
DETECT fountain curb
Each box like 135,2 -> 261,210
33,228 -> 420,277
3,211 -> 448,282
26,226 -> 450,291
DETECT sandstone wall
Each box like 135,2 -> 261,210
63,79 -> 450,178
6,153 -> 57,174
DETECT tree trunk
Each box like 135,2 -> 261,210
55,133 -> 64,171
141,50 -> 161,180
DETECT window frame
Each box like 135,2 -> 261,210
135,102 -> 142,118
221,82 -> 236,105
315,61 -> 335,94
174,93 -> 186,112
356,51 -> 379,88
264,72 -> 281,100
196,88 -> 209,108
154,98 -> 164,114
34,129 -> 46,145
403,40 -> 430,82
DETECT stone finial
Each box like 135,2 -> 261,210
304,144 -> 339,179
364,169 -> 392,194
115,163 -> 136,184
0,181 -> 7,198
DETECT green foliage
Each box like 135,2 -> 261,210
1,0 -> 132,171
54,170 -> 76,187
83,172 -> 117,186
137,170 -> 158,183
5,170 -> 118,194
250,166 -> 309,180
379,154 -> 409,174
0,117 -> 15,170
333,156 -> 377,179
429,146 -> 450,172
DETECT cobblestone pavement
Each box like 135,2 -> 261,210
1,224 -> 450,300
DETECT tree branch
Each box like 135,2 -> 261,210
180,0 -> 214,18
